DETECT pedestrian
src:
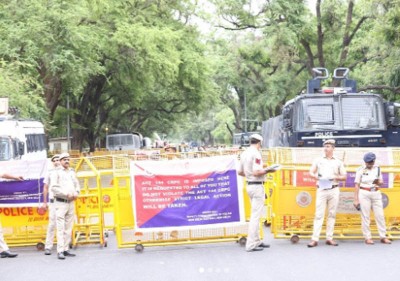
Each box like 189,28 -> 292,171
42,154 -> 61,255
50,153 -> 80,260
0,173 -> 24,258
353,152 -> 392,245
238,134 -> 276,252
307,139 -> 347,247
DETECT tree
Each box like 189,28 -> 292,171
206,0 -> 399,138
0,0 -> 212,151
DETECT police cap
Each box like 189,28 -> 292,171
323,139 -> 335,146
59,153 -> 70,160
250,134 -> 263,142
363,152 -> 376,163
51,154 -> 60,162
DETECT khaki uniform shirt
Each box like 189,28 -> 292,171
311,155 -> 346,186
354,165 -> 383,188
43,167 -> 60,200
50,167 -> 80,199
238,146 -> 265,182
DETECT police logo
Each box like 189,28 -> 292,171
296,191 -> 312,208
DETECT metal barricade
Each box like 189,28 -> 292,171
2,149 -> 254,250
111,152 -> 251,252
1,207 -> 48,249
270,147 -> 400,243
70,157 -> 106,248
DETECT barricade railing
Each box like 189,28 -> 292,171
76,149 -> 270,251
2,147 -> 283,249
112,151 -> 251,251
1,207 -> 49,249
268,147 -> 400,243
70,157 -> 106,248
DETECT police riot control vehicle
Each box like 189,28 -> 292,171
0,98 -> 47,161
106,132 -> 143,151
261,68 -> 400,147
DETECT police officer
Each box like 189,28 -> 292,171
308,139 -> 347,247
43,154 -> 61,255
0,173 -> 24,258
354,152 -> 391,245
238,134 -> 275,252
50,153 -> 80,260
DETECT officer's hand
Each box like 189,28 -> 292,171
15,176 -> 24,181
372,179 -> 380,186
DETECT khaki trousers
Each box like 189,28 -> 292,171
311,187 -> 340,241
245,184 -> 265,251
359,189 -> 387,239
0,220 -> 9,252
55,201 -> 75,253
45,203 -> 57,250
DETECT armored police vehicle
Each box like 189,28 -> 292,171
262,68 -> 400,147
106,133 -> 142,151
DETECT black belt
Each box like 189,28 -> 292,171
49,199 -> 54,203
360,187 -> 379,192
247,181 -> 264,185
317,185 -> 338,190
55,197 -> 72,203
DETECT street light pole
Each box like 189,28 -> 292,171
67,94 -> 71,151
105,127 -> 108,149
244,90 -> 247,133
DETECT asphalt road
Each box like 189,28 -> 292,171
2,228 -> 399,281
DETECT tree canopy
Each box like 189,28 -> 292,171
0,0 -> 399,149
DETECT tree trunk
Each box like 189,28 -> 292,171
37,61 -> 63,118
316,0 -> 325,67
71,129 -> 85,152
71,74 -> 108,150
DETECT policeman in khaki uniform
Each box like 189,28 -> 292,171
353,152 -> 392,245
308,139 -> 347,248
43,154 -> 60,255
238,134 -> 276,252
50,153 -> 80,260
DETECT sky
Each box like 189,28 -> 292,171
190,0 -> 318,35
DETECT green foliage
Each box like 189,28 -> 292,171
1,0 -> 400,148
0,0 -> 213,149
0,60 -> 47,121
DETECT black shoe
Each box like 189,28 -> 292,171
307,240 -> 318,248
247,247 -> 264,252
63,251 -> 76,257
258,243 -> 270,248
58,253 -> 65,260
0,251 -> 18,258
325,240 -> 339,246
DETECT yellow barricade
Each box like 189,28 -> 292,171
70,157 -> 106,248
1,207 -> 49,249
111,151 -> 252,251
3,148 -> 271,250
270,147 -> 400,243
